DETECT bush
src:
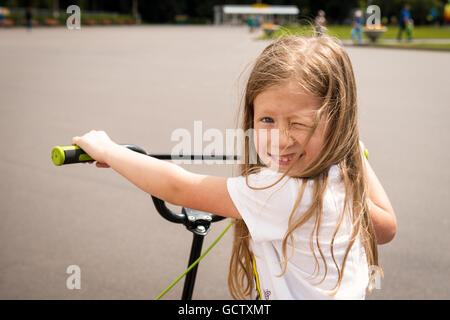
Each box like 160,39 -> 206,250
4,11 -> 134,27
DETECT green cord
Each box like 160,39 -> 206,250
155,220 -> 233,300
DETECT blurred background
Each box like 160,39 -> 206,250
0,0 -> 449,300
1,0 -> 450,25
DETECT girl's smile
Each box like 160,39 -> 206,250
268,152 -> 305,167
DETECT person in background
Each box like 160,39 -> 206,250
248,15 -> 255,33
314,10 -> 327,37
397,4 -> 413,42
25,6 -> 33,30
255,15 -> 262,28
427,8 -> 438,25
351,9 -> 364,45
0,8 -> 4,27
273,15 -> 280,25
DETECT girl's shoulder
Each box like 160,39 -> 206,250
251,164 -> 342,185
227,164 -> 345,243
229,165 -> 344,207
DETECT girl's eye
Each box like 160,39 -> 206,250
261,117 -> 274,123
290,122 -> 304,128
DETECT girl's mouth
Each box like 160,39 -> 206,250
268,152 -> 304,166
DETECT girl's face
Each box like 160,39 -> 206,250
253,80 -> 327,174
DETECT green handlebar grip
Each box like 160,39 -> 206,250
52,146 -> 94,166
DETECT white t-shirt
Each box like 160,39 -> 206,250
227,165 -> 370,300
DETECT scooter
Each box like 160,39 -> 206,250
51,144 -> 236,300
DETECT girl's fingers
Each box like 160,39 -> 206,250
96,162 -> 110,168
72,136 -> 80,146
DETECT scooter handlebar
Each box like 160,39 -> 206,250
51,144 -> 148,166
51,144 -> 237,166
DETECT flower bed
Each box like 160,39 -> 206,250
262,23 -> 279,37
363,24 -> 388,42
44,18 -> 59,26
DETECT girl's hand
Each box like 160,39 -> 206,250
72,130 -> 116,167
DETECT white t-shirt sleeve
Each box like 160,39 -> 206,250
227,169 -> 310,242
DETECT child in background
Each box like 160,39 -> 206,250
314,10 -> 327,36
72,35 -> 397,300
351,10 -> 364,44
398,4 -> 413,42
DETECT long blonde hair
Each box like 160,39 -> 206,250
228,35 -> 380,299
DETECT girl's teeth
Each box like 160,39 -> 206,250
272,155 -> 295,161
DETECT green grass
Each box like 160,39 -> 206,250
259,25 -> 450,51
373,42 -> 450,51
396,26 -> 450,39
267,25 -> 450,40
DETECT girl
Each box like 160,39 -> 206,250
72,35 -> 397,300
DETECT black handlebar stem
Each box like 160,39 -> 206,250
151,196 -> 186,224
122,144 -> 229,232
121,144 -> 148,155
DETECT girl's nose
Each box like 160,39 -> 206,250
276,127 -> 295,151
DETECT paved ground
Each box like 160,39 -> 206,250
0,25 -> 449,300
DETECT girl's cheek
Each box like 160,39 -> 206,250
254,129 -> 266,151
254,130 -> 272,164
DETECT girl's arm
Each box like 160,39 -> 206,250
363,155 -> 397,244
72,131 -> 242,220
